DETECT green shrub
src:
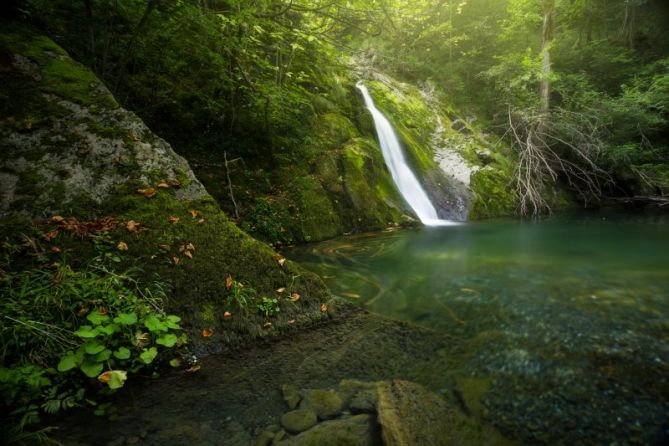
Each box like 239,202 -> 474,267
0,259 -> 185,432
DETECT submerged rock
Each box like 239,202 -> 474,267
299,389 -> 343,420
278,414 -> 378,446
280,409 -> 318,434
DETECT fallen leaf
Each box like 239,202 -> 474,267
137,187 -> 156,198
126,220 -> 140,233
117,241 -> 128,251
51,215 -> 64,223
43,229 -> 59,241
275,287 -> 286,293
178,245 -> 185,253
157,181 -> 170,189
340,292 -> 361,299
460,288 -> 478,294
186,365 -> 201,373
223,311 -> 232,320
290,292 -> 300,302
135,332 -> 150,348
287,319 -> 296,325
202,328 -> 214,337
158,244 -> 171,251
169,216 -> 180,224
172,256 -> 180,266
52,274 -> 62,284
197,218 -> 205,224
97,306 -> 108,315
278,258 -> 286,267
225,275 -> 233,290
190,210 -> 199,218
168,178 -> 181,187
186,242 -> 195,251
98,371 -> 112,383
50,246 -> 61,254
320,303 -> 328,313
263,322 -> 273,329
184,251 -> 193,259
273,253 -> 286,267
77,307 -> 88,317
49,261 -> 60,269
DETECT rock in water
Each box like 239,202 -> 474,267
278,414 -> 378,446
280,409 -> 318,434
281,384 -> 301,410
376,380 -> 511,446
299,389 -> 343,420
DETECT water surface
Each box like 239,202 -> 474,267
288,212 -> 669,444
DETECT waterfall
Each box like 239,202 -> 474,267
357,82 -> 458,226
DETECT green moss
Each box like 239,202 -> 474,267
468,167 -> 519,220
0,25 -> 117,109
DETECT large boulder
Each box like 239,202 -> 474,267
0,23 -> 340,353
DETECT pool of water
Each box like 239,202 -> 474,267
288,212 -> 669,444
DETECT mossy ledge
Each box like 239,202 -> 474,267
0,24 -> 345,355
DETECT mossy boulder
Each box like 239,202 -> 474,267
0,24 -> 340,352
281,409 -> 318,434
279,414 -> 377,446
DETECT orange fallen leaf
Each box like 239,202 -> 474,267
320,303 -> 328,313
97,306 -> 108,315
117,241 -> 128,251
157,181 -> 170,189
263,322 -> 273,329
137,187 -> 156,198
186,365 -> 201,373
287,319 -> 296,325
278,258 -> 286,267
202,328 -> 214,337
276,287 -> 286,294
126,220 -> 140,233
51,215 -> 64,223
225,275 -> 233,290
290,292 -> 300,302
178,245 -> 185,253
98,371 -> 112,383
172,256 -> 180,266
43,229 -> 59,241
169,216 -> 180,224
158,244 -> 171,251
223,311 -> 232,320
197,218 -> 205,224
184,251 -> 193,259
50,246 -> 61,254
190,210 -> 199,218
186,243 -> 195,251
49,261 -> 60,269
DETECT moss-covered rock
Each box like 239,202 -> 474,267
0,24 -> 340,353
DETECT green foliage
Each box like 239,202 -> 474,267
0,259 -> 185,428
257,297 -> 281,318
225,279 -> 255,315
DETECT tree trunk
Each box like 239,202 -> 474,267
540,0 -> 555,115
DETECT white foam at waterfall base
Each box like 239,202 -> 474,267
357,82 -> 459,227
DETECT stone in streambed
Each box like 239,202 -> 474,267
255,430 -> 275,446
282,384 -> 301,410
278,414 -> 377,446
281,409 -> 318,434
299,389 -> 343,420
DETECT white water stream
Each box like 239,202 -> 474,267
357,82 -> 458,226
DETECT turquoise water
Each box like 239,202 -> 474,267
288,212 -> 669,444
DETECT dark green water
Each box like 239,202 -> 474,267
288,212 -> 669,444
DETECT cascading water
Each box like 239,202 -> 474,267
357,82 -> 458,226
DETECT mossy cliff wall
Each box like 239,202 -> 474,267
0,25 -> 341,353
